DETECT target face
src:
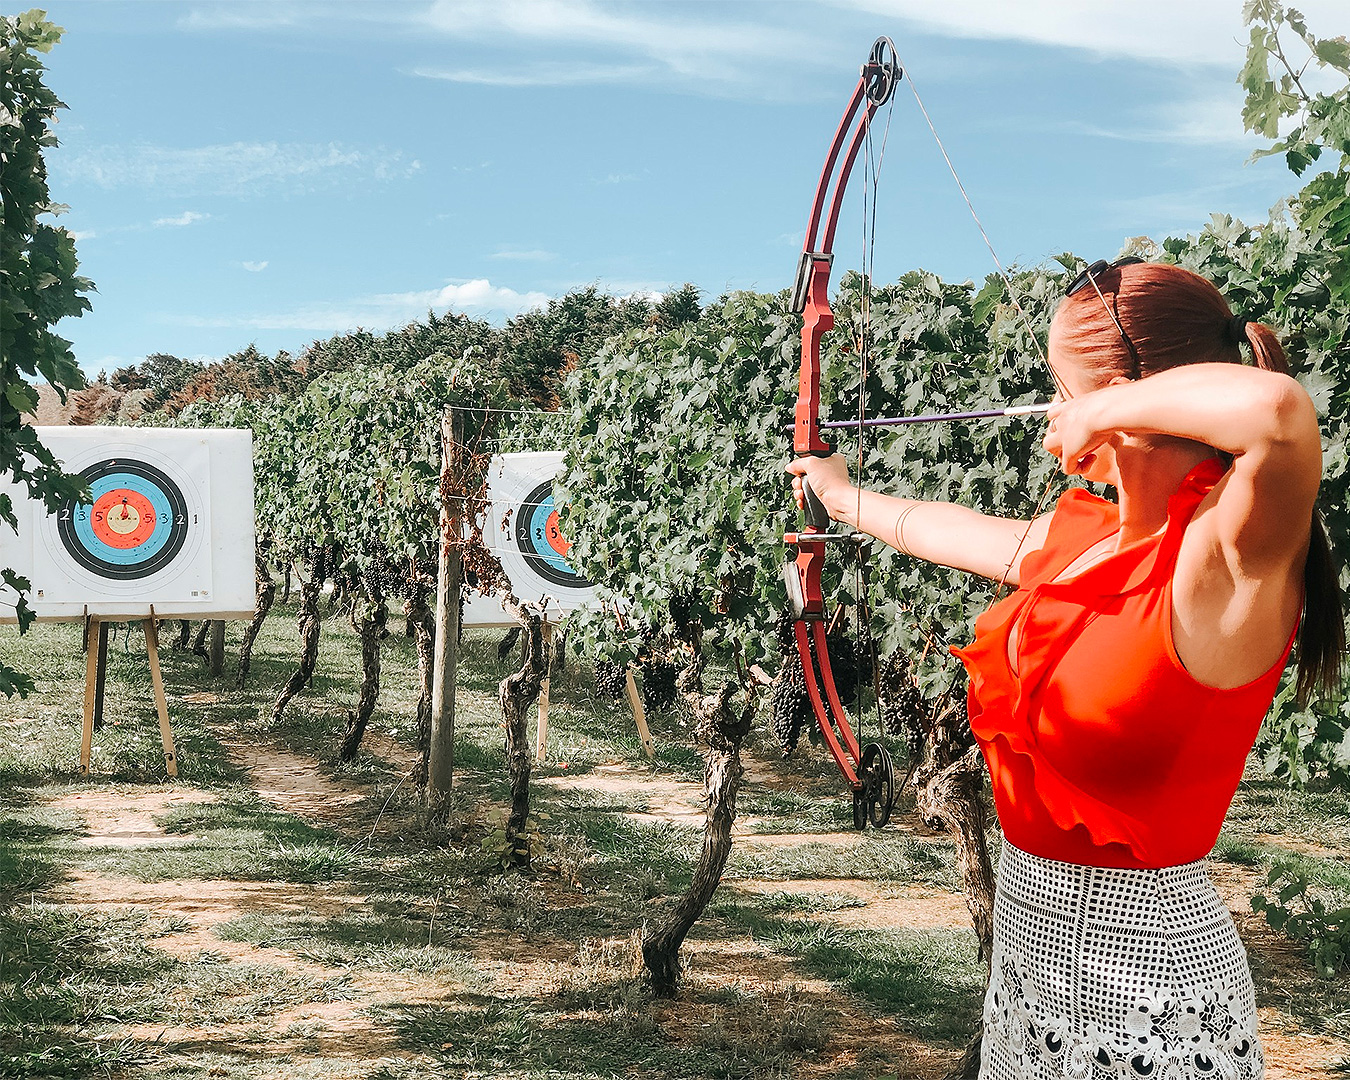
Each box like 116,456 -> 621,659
516,479 -> 588,589
58,459 -> 191,580
480,451 -> 596,616
28,436 -> 212,605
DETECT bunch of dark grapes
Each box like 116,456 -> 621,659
822,627 -> 860,708
594,659 -> 627,701
941,694 -> 973,749
770,655 -> 810,757
312,544 -> 335,586
774,606 -> 797,652
640,657 -> 679,713
853,624 -> 876,688
669,589 -> 695,636
359,560 -> 406,603
878,650 -> 928,762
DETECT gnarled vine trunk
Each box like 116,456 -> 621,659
339,589 -> 385,761
236,554 -> 276,689
272,552 -> 324,723
498,612 -> 545,868
175,619 -> 191,650
642,638 -> 753,997
911,699 -> 994,1080
191,618 -> 210,662
913,704 -> 994,961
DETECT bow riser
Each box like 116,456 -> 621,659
794,257 -> 836,458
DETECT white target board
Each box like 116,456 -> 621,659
0,427 -> 255,621
469,452 -> 596,624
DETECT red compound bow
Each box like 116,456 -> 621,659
784,37 -> 901,830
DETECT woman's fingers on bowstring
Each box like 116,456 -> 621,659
1043,405 -> 1091,476
1044,418 -> 1105,476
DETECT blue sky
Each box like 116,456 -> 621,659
37,0 -> 1348,375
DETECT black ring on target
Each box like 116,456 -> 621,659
57,458 -> 191,580
515,479 -> 590,589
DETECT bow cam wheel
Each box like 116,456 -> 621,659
859,742 -> 895,829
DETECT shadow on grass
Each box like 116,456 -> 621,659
368,991 -> 832,1080
713,897 -> 983,1046
0,905 -> 172,1079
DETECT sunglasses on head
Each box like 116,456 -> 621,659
1064,256 -> 1145,375
1064,256 -> 1145,298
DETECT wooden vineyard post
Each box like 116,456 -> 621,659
144,607 -> 179,777
535,619 -> 553,763
624,667 -> 656,760
428,405 -> 463,804
80,615 -> 100,776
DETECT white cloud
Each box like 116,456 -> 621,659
1101,174 -> 1281,235
417,0 -> 813,90
69,229 -> 97,241
161,278 -> 550,333
178,6 -> 303,31
830,0 -> 1350,68
54,141 -> 419,197
406,279 -> 551,316
411,61 -> 650,87
489,249 -> 556,261
153,210 -> 209,227
241,260 -> 269,272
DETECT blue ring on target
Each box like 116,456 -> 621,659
516,480 -> 589,589
57,458 -> 191,580
72,472 -> 175,566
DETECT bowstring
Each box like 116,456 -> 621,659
855,84 -> 894,744
898,59 -> 1066,599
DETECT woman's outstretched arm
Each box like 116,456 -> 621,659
787,454 -> 1049,584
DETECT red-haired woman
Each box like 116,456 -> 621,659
789,260 -> 1342,1080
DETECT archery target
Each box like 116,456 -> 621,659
480,452 -> 596,615
34,439 -> 210,603
0,428 -> 256,621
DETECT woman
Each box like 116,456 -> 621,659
788,260 -> 1342,1080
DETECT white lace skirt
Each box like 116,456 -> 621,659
980,841 -> 1263,1080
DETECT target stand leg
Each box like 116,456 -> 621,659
536,621 -> 553,765
624,668 -> 656,760
92,622 -> 110,731
143,612 -> 179,778
80,616 -> 101,776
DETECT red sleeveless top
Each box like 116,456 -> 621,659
952,458 -> 1295,869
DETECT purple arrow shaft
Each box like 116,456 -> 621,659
812,402 -> 1053,431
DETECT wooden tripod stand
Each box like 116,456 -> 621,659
80,605 -> 178,777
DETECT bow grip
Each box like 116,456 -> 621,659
800,474 -> 830,533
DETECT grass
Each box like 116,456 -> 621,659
0,605 -> 1347,1077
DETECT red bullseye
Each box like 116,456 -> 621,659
544,509 -> 570,557
90,488 -> 156,549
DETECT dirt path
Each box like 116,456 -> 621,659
39,739 -> 1346,1079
